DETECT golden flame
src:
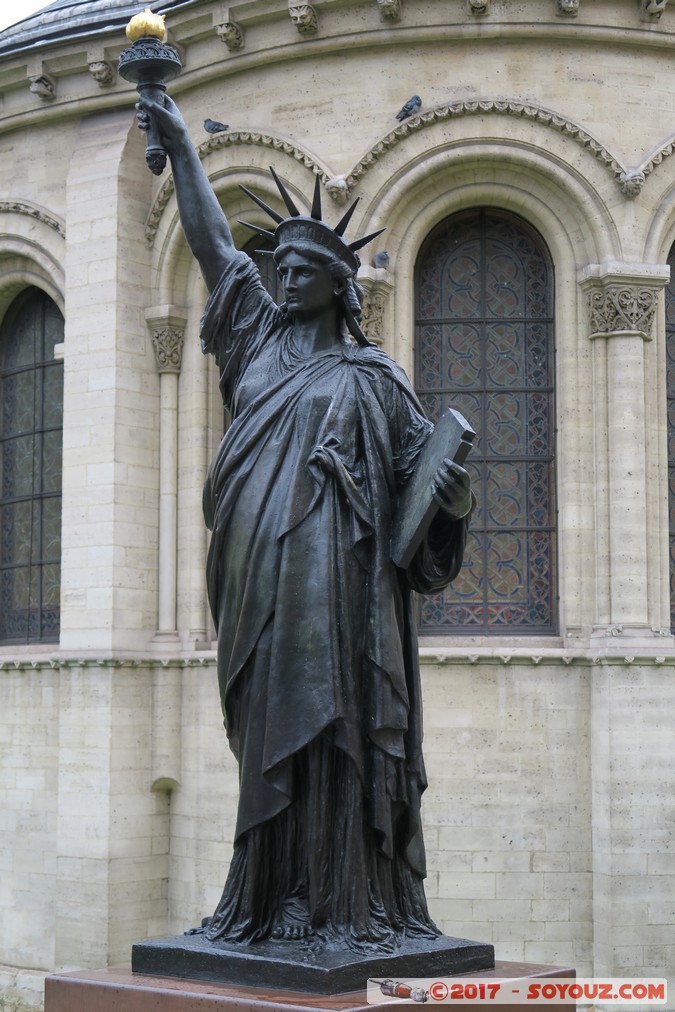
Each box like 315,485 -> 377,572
125,8 -> 167,42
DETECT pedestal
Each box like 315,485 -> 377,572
132,931 -> 494,993
45,960 -> 576,1011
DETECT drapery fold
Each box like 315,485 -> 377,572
199,254 -> 469,945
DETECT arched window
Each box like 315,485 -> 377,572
414,207 -> 557,635
0,288 -> 64,643
666,244 -> 675,632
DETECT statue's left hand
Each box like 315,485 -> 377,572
432,458 -> 473,520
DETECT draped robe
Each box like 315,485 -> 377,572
199,253 -> 471,947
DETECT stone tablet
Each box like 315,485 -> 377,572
391,407 -> 475,569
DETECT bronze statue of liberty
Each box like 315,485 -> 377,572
137,93 -> 474,954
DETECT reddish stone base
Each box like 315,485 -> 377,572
44,959 -> 575,1010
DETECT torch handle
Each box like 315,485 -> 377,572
136,81 -> 168,175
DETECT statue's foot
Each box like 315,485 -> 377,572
271,922 -> 313,940
270,894 -> 314,940
184,916 -> 212,936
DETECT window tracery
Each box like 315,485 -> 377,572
414,208 -> 557,634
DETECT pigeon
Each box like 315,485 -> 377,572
372,251 -> 390,269
396,95 -> 421,121
204,117 -> 229,134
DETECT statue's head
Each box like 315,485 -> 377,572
240,168 -> 383,344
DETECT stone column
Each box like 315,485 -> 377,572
146,306 -> 187,641
581,264 -> 675,986
580,263 -> 669,644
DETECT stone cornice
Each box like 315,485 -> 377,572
0,199 -> 65,238
3,650 -> 675,670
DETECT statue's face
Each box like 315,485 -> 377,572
277,250 -> 337,318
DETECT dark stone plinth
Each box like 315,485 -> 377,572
131,931 -> 495,994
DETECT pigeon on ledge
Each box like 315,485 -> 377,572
204,118 -> 229,134
396,95 -> 421,121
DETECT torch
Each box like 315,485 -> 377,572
118,8 -> 182,175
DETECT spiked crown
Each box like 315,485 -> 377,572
239,167 -> 384,275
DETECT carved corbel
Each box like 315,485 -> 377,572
29,72 -> 56,101
580,265 -> 669,341
288,3 -> 318,34
358,264 -> 394,346
619,170 -> 645,198
556,0 -> 579,15
88,60 -> 115,86
376,0 -> 402,19
215,20 -> 244,49
639,0 -> 668,21
468,0 -> 489,14
325,177 -> 349,205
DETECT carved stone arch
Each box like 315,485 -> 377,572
348,139 -> 615,639
145,131 -> 334,252
344,98 -> 627,199
0,233 -> 65,321
641,177 -> 675,267
351,139 -> 618,368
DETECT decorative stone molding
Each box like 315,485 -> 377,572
639,137 -> 675,180
146,306 -> 188,373
29,73 -> 56,101
344,98 -> 624,196
556,0 -> 579,15
639,0 -> 668,21
358,265 -> 394,346
587,286 -> 659,339
360,289 -> 386,345
5,651 -> 674,670
215,20 -> 244,50
144,132 -> 330,246
288,3 -> 318,34
144,100 -> 656,247
0,200 -> 65,237
580,264 -> 670,341
0,656 -> 218,671
88,60 -> 115,87
468,0 -> 489,13
151,326 -> 185,373
376,0 -> 402,20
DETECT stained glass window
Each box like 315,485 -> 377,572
414,208 -> 557,634
666,245 -> 675,633
0,288 -> 64,643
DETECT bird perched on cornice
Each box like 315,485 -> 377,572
204,117 -> 229,134
372,251 -> 390,268
396,95 -> 421,121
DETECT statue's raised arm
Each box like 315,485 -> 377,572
137,95 -> 235,292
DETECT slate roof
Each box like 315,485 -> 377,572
0,0 -> 192,58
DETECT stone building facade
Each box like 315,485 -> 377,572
1,0 -> 674,1007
